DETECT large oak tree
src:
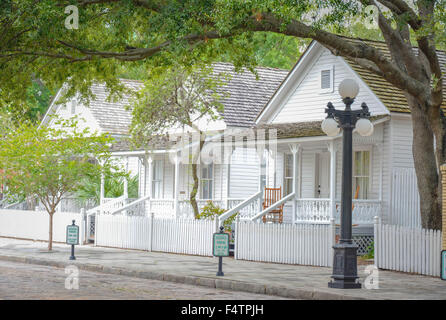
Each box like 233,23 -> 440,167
0,0 -> 445,229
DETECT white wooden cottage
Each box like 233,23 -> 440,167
42,38 -> 446,232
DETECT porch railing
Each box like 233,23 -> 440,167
335,199 -> 381,225
150,199 -> 175,218
86,195 -> 127,215
110,195 -> 151,216
251,192 -> 295,222
294,198 -> 381,224
218,191 -> 262,225
295,198 -> 331,223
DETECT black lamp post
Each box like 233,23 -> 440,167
321,79 -> 373,289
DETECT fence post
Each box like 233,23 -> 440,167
149,212 -> 154,252
234,215 -> 240,260
374,216 -> 379,267
214,217 -> 219,232
80,208 -> 86,245
330,218 -> 335,267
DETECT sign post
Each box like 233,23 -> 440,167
213,226 -> 229,276
66,220 -> 79,260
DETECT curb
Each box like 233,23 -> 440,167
0,254 -> 365,300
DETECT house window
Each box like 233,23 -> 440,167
152,159 -> 163,199
320,66 -> 334,93
200,164 -> 213,199
284,154 -> 293,196
353,150 -> 370,199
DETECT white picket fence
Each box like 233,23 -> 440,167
95,214 -> 216,256
391,168 -> 421,228
235,219 -> 335,267
374,217 -> 442,276
0,209 -> 85,243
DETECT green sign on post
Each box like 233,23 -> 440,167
67,220 -> 79,260
66,224 -> 79,245
213,232 -> 230,257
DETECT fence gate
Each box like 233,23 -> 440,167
87,214 -> 95,243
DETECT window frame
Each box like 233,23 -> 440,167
200,163 -> 214,200
319,65 -> 335,94
352,147 -> 372,200
151,159 -> 164,199
283,153 -> 294,196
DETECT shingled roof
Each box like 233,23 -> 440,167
65,63 -> 288,135
87,79 -> 141,135
341,38 -> 446,113
212,63 -> 289,127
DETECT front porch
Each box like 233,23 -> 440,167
96,128 -> 384,227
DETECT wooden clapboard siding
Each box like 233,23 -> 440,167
229,147 -> 260,198
301,151 -> 317,198
390,116 -> 415,168
270,48 -> 388,124
388,115 -> 420,227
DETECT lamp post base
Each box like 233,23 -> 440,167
328,243 -> 361,289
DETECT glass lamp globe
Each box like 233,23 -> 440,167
356,118 -> 374,136
339,79 -> 360,99
321,118 -> 340,137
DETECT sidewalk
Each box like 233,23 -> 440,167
0,238 -> 445,300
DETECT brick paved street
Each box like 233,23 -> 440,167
0,260 -> 288,300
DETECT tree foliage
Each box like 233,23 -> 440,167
76,174 -> 139,205
0,116 -> 122,249
130,63 -> 228,217
0,0 -> 445,228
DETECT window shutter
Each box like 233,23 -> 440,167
321,70 -> 331,89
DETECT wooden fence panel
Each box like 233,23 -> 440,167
95,215 -> 215,256
235,220 -> 335,267
375,219 -> 442,276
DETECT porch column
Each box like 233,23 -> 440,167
290,144 -> 300,224
174,153 -> 180,219
258,153 -> 266,214
225,163 -> 230,209
329,140 -> 337,219
123,156 -> 129,200
146,154 -> 153,215
147,154 -> 153,198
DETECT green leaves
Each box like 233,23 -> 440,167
0,116 -> 121,213
129,62 -> 228,148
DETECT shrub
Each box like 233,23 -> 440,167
197,201 -> 238,232
363,241 -> 374,259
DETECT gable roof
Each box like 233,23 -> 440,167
88,79 -> 141,135
213,63 -> 289,127
42,63 -> 288,135
341,37 -> 446,113
256,38 -> 446,123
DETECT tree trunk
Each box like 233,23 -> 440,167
190,132 -> 205,218
48,210 -> 54,251
190,162 -> 200,218
409,98 -> 442,230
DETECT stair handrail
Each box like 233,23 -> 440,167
86,195 -> 127,215
218,190 -> 262,225
250,192 -> 295,222
109,194 -> 151,215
